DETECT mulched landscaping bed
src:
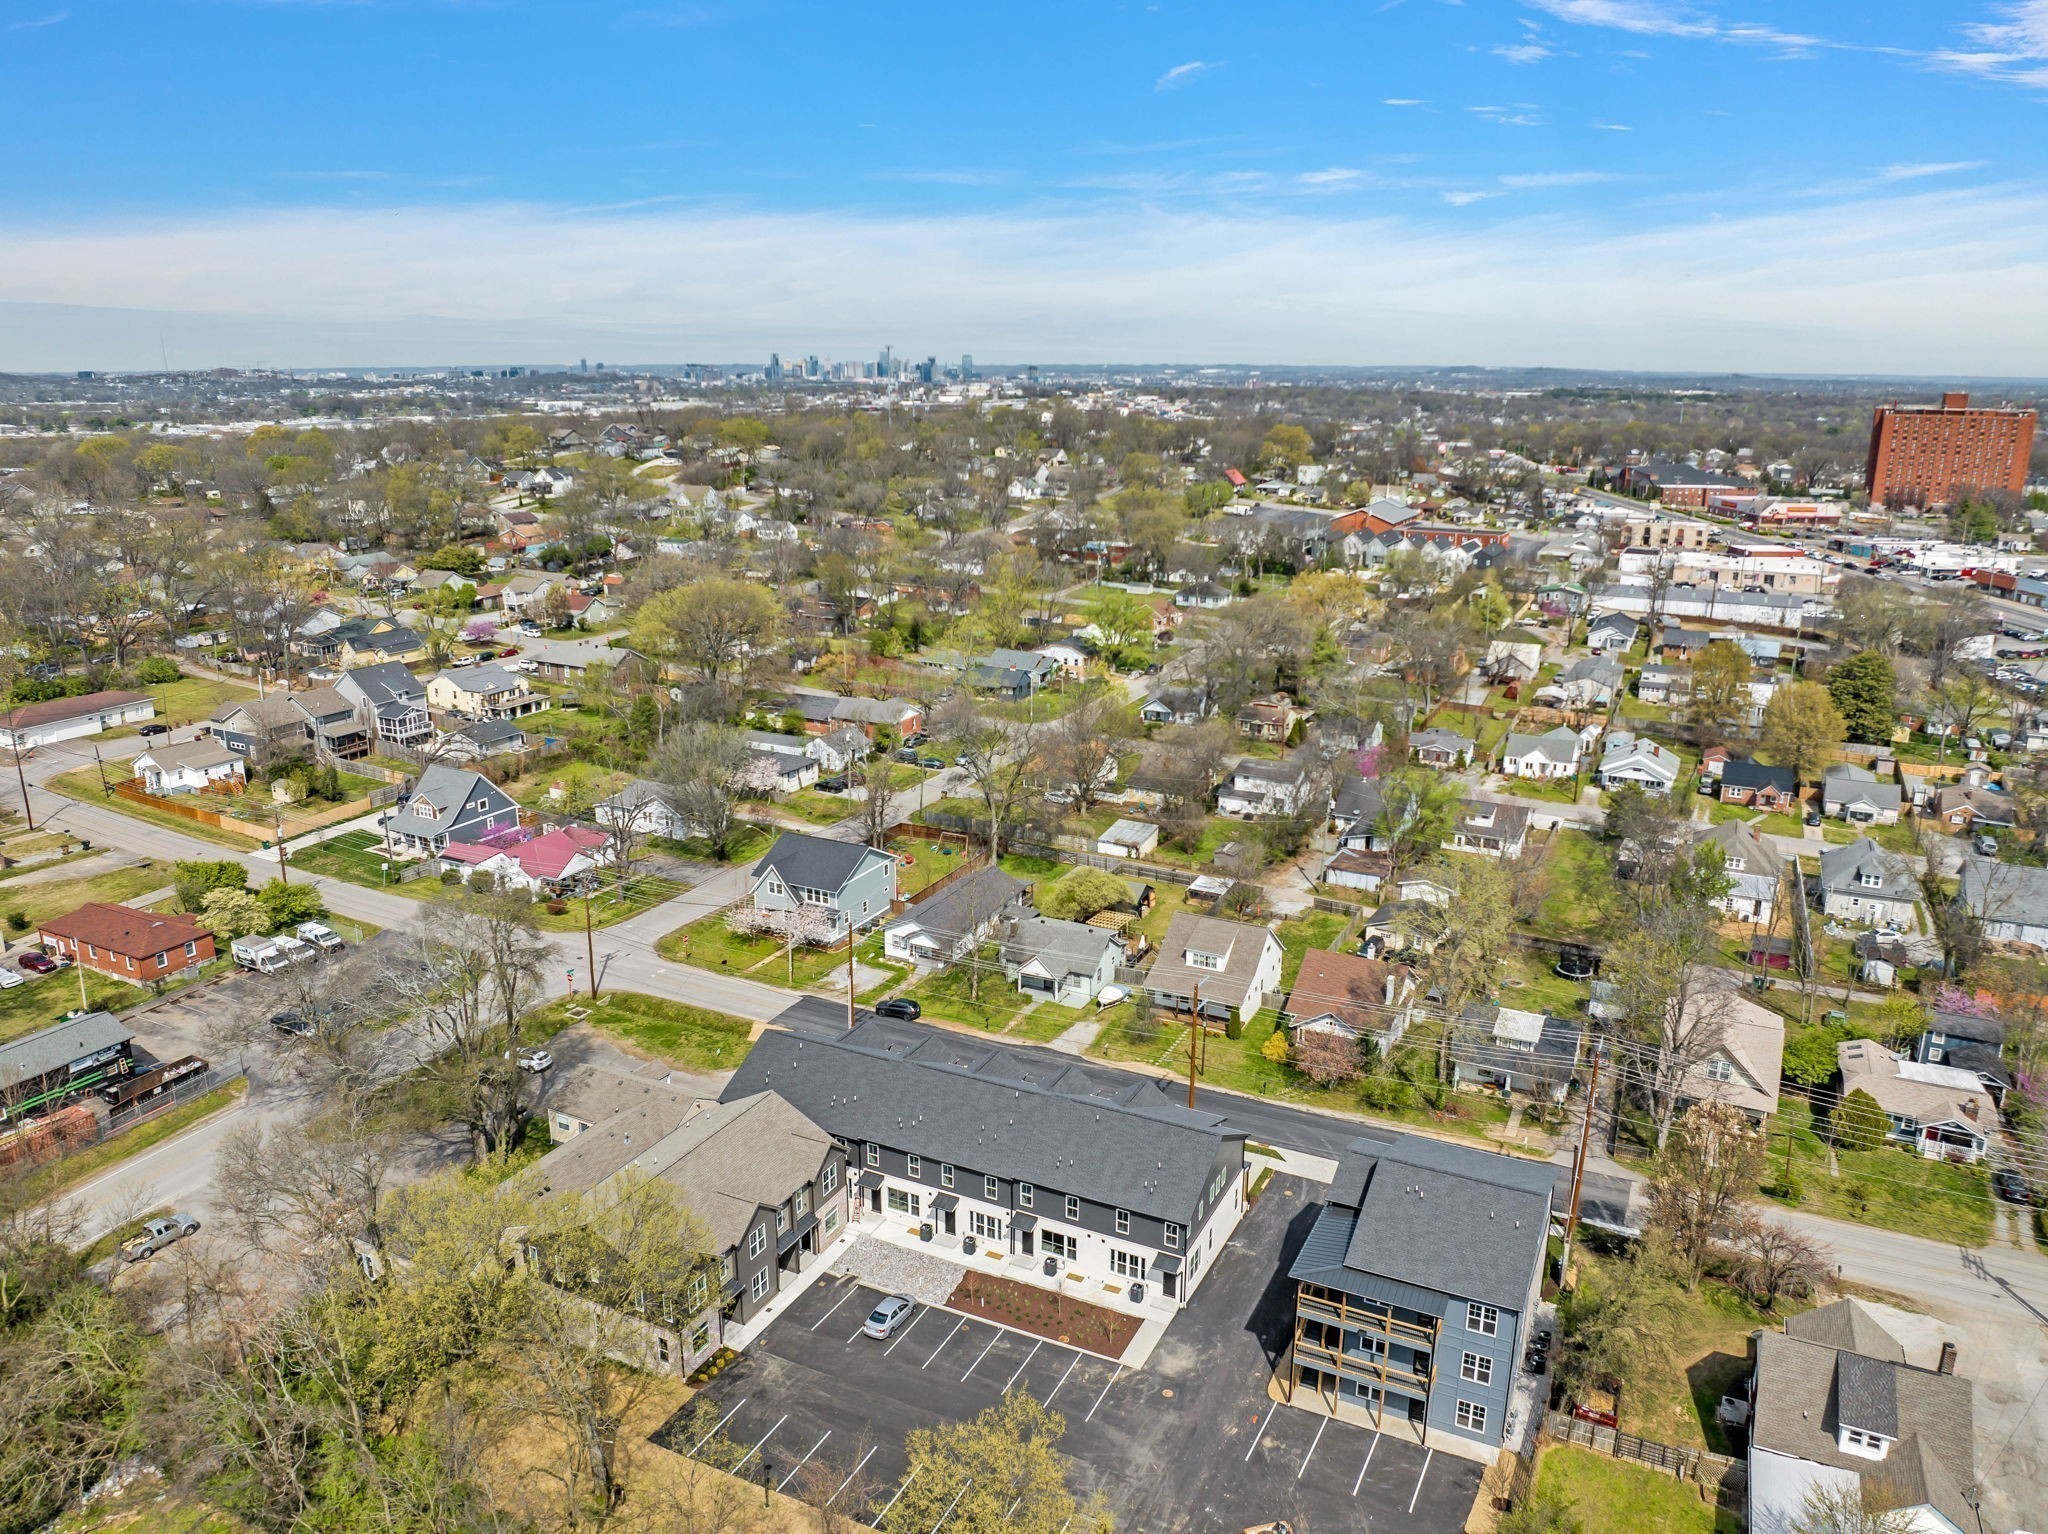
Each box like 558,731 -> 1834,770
951,1266 -> 1142,1358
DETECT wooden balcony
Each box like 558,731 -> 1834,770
1292,1334 -> 1433,1396
1296,1286 -> 1440,1349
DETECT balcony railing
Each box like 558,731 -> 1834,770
1297,1288 -> 1440,1348
1293,1335 -> 1433,1396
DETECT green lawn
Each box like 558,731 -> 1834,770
1537,828 -> 1619,939
1273,911 -> 1349,989
1496,945 -> 1593,1017
1531,1448 -> 1738,1534
1763,1096 -> 1995,1245
504,759 -> 631,813
997,852 -> 1065,881
775,789 -> 856,825
100,675 -> 257,738
291,829 -> 397,884
1495,773 -> 1585,804
0,864 -> 173,934
657,912 -> 848,988
649,822 -> 775,866
889,838 -> 969,898
526,991 -> 753,1073
1864,819 -> 1920,854
45,768 -> 259,850
0,965 -> 137,1045
1011,998 -> 1097,1042
903,956 -> 1031,1032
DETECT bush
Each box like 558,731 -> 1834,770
4,911 -> 26,933
257,878 -> 325,930
1831,1088 -> 1892,1153
133,658 -> 182,685
1224,1016 -> 1244,1041
545,899 -> 569,916
439,868 -> 462,885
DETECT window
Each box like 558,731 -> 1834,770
690,1322 -> 711,1352
865,1143 -> 880,1168
775,1205 -> 789,1234
984,1175 -> 999,1201
1704,1056 -> 1734,1082
940,1163 -> 955,1188
1043,1231 -> 1077,1262
747,1226 -> 767,1260
794,1187 -> 809,1217
1467,1303 -> 1499,1336
185,940 -> 197,958
1455,1400 -> 1489,1434
820,1162 -> 838,1195
971,1211 -> 1003,1241
1187,949 -> 1222,970
886,1188 -> 921,1216
750,1268 -> 771,1302
555,1115 -> 573,1134
1164,1223 -> 1181,1250
1018,1183 -> 1034,1209
1461,1352 -> 1493,1386
1111,1248 -> 1146,1279
1115,1208 -> 1131,1235
657,1334 -> 671,1366
721,1254 -> 736,1282
907,1154 -> 921,1179
1065,1195 -> 1080,1220
821,1207 -> 839,1236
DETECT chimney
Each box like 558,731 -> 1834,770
1938,1341 -> 1958,1375
1384,973 -> 1396,1006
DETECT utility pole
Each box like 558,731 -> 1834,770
583,886 -> 599,1002
846,922 -> 858,1030
272,811 -> 289,884
9,741 -> 32,832
1186,980 -> 1204,1109
1560,1040 -> 1603,1282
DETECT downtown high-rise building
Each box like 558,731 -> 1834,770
1865,392 -> 2036,508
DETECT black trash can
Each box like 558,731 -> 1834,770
919,1221 -> 933,1242
1043,1256 -> 1058,1277
1129,1282 -> 1145,1305
962,1235 -> 977,1255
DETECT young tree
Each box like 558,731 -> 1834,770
1372,767 -> 1463,883
1731,1211 -> 1830,1311
173,858 -> 248,912
1761,681 -> 1847,785
1554,1240 -> 1687,1401
1648,1101 -> 1767,1288
1830,1088 -> 1892,1152
883,1391 -> 1108,1534
652,721 -> 754,861
1826,651 -> 1898,745
199,887 -> 267,939
854,756 -> 899,848
1790,1480 -> 1917,1534
1688,640 -> 1755,741
1039,691 -> 1132,812
1035,866 -> 1135,923
1606,904 -> 1730,1149
933,696 -> 1040,863
1291,1029 -> 1366,1086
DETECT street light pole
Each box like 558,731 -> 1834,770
583,886 -> 599,1002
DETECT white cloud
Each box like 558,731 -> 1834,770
1298,168 -> 1365,187
6,8 -> 66,28
1155,60 -> 1215,90
1499,170 -> 1619,187
1592,121 -> 1634,130
1493,41 -> 1557,63
1881,161 -> 1987,180
6,186 -> 2048,374
1522,0 -> 1711,37
1933,2 -> 2048,87
1469,105 -> 1545,125
1382,97 -> 1426,106
1441,190 -> 1504,205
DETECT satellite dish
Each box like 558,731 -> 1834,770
668,687 -> 683,701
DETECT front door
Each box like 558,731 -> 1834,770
942,1207 -> 956,1236
869,1187 -> 882,1214
1018,1229 -> 1034,1257
1162,1269 -> 1177,1300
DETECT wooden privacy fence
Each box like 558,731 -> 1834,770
1542,1412 -> 1741,1502
111,778 -> 394,842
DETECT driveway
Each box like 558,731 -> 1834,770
659,1175 -> 1482,1533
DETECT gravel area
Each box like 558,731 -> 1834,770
827,1233 -> 964,1306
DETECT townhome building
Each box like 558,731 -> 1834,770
1285,1131 -> 1551,1451
724,1022 -> 1248,1310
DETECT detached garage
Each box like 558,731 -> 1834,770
0,690 -> 156,751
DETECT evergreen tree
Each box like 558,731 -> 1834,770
1827,651 -> 1897,745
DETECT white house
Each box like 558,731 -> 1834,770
1144,913 -> 1284,1024
881,866 -> 1028,967
999,916 -> 1127,1005
0,690 -> 156,751
1095,819 -> 1161,860
1595,731 -> 1681,794
1499,726 -> 1583,780
131,739 -> 247,796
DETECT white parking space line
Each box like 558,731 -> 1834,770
810,1285 -> 860,1331
1407,1448 -> 1434,1515
825,1445 -> 878,1509
1296,1415 -> 1328,1479
876,1466 -> 919,1522
1243,1407 -> 1274,1462
1085,1364 -> 1123,1423
1041,1351 -> 1081,1407
732,1414 -> 788,1473
882,1308 -> 928,1356
960,1329 -> 1002,1381
923,1317 -> 967,1370
1001,1338 -> 1042,1393
688,1397 -> 748,1455
1352,1431 -> 1381,1496
778,1430 -> 831,1490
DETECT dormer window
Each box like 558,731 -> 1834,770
1704,1056 -> 1734,1082
1839,1426 -> 1891,1460
1725,856 -> 1745,872
1858,871 -> 1882,889
1187,950 -> 1222,971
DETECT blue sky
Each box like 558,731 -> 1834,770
4,0 -> 2048,373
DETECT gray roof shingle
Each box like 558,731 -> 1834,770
753,831 -> 894,897
0,1012 -> 130,1091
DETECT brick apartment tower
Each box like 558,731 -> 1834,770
1865,391 -> 2036,508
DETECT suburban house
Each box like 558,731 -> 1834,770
1958,856 -> 2048,946
293,685 -> 371,760
1174,579 -> 1234,610
1139,684 -> 1215,726
1595,731 -> 1682,794
0,690 -> 155,751
1636,664 -> 1686,705
595,779 -> 693,841
1095,818 -> 1161,860
1748,1299 -> 1984,1534
527,1086 -> 847,1357
439,825 -> 609,895
725,1022 -> 1248,1310
439,718 -> 529,762
1536,657 -> 1624,711
747,832 -> 899,938
131,739 -> 245,796
998,915 -> 1127,1006
784,692 -> 924,740
1447,798 -> 1531,859
1929,782 -> 2016,831
1817,839 -> 1921,929
1144,913 -> 1284,1025
1451,1005 -> 1583,1102
1283,950 -> 1416,1052
39,903 -> 215,985
209,694 -> 319,759
334,662 -> 432,748
1483,638 -> 1542,685
1915,1010 -> 2012,1109
1408,727 -> 1474,768
425,663 -> 547,721
381,764 -> 522,856
1586,612 -> 1639,654
1836,1039 -> 1995,1162
520,638 -> 643,684
740,732 -> 822,793
336,626 -> 426,668
1821,764 -> 1904,826
969,648 -> 1058,697
1697,819 -> 1785,924
1719,758 -> 1799,811
805,725 -> 873,777
880,866 -> 1028,968
1499,726 -> 1583,780
1216,755 -> 1320,819
1237,693 -> 1311,743
1675,973 -> 1786,1125
1285,1131 -> 1551,1451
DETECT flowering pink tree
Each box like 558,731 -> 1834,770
463,618 -> 497,644
1928,983 -> 1997,1018
1355,743 -> 1386,781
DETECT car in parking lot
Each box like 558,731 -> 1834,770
16,951 -> 58,975
874,997 -> 921,1021
120,1212 -> 201,1262
269,1008 -> 319,1037
1993,1168 -> 2032,1205
902,731 -> 927,748
862,1293 -> 916,1339
0,969 -> 21,990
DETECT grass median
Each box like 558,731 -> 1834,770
13,1077 -> 249,1207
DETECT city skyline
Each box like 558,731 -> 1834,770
5,2 -> 2048,372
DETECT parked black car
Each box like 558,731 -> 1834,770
875,997 -> 922,1021
1993,1168 -> 2032,1205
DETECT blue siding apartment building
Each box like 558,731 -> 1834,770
1287,1131 -> 1552,1451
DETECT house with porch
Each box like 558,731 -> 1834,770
334,661 -> 433,748
1451,1005 -> 1583,1103
880,866 -> 1029,968
381,764 -> 522,856
439,825 -> 609,896
1836,1039 -> 1995,1161
1718,758 -> 1799,811
724,1021 -> 1247,1312
1914,1010 -> 2012,1110
1499,726 -> 1582,780
1447,798 -> 1531,858
747,832 -> 899,938
1697,819 -> 1785,924
426,663 -> 548,721
1283,950 -> 1417,1053
1817,838 -> 1921,929
1144,913 -> 1284,1026
1595,731 -> 1681,794
998,915 -> 1127,1006
131,739 -> 246,796
1821,764 -> 1904,826
1409,727 -> 1474,768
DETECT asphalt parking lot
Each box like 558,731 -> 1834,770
658,1176 -> 1482,1533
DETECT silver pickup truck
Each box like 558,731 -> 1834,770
119,1212 -> 201,1262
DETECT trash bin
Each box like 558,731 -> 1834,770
1043,1256 -> 1058,1277
1129,1282 -> 1145,1305
962,1235 -> 977,1255
919,1222 -> 933,1242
